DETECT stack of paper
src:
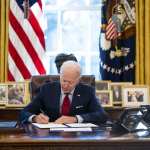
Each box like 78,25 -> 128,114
50,127 -> 92,132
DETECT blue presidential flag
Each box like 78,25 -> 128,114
99,0 -> 135,82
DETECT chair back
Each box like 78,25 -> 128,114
30,75 -> 95,99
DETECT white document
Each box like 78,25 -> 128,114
65,123 -> 98,128
32,123 -> 67,129
50,127 -> 92,132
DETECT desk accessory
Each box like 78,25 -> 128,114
112,108 -> 149,133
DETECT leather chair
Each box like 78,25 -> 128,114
30,75 -> 95,99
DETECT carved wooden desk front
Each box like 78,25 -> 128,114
0,124 -> 150,150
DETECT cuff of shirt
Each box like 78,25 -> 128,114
29,115 -> 36,123
76,115 -> 83,123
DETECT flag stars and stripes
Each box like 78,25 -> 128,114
8,0 -> 46,81
100,61 -> 135,75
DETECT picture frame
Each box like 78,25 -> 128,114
96,90 -> 113,107
0,83 -> 8,105
95,80 -> 111,91
6,82 -> 30,107
109,82 -> 132,105
122,85 -> 150,107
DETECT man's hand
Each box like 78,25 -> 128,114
54,116 -> 77,124
32,113 -> 49,124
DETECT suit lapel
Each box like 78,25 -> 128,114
70,85 -> 82,112
53,83 -> 61,116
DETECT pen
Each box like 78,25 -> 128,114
40,109 -> 50,123
40,109 -> 47,116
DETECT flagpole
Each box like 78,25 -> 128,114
23,0 -> 29,19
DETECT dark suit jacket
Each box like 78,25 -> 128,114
20,82 -> 107,124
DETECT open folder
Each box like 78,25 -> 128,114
32,123 -> 67,128
65,123 -> 98,128
32,122 -> 97,129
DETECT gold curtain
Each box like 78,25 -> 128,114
0,0 -> 9,82
136,0 -> 150,87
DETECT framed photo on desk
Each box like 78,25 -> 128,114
122,85 -> 150,107
109,82 -> 132,105
96,90 -> 113,107
6,82 -> 30,107
96,80 -> 111,91
0,84 -> 8,105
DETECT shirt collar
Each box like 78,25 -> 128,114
61,88 -> 75,96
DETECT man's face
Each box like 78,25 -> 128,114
60,72 -> 79,93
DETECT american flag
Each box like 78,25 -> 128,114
105,17 -> 118,40
8,0 -> 46,81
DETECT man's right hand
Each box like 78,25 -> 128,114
32,113 -> 49,124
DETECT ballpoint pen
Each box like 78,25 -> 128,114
40,108 -> 50,122
40,109 -> 47,116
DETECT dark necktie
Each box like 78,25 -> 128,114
61,94 -> 71,115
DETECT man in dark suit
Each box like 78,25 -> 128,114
20,61 -> 107,124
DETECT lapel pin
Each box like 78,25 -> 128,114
76,106 -> 83,109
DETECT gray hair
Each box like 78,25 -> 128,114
60,60 -> 81,77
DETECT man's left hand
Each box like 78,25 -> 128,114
54,116 -> 77,124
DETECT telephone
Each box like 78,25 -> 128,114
113,108 -> 149,133
140,105 -> 150,124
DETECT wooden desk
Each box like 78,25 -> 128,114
0,108 -> 21,120
0,124 -> 150,150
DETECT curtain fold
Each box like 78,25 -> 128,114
0,0 -> 9,82
136,0 -> 150,88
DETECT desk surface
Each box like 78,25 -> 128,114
0,124 -> 150,150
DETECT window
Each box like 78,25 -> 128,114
43,0 -> 102,79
